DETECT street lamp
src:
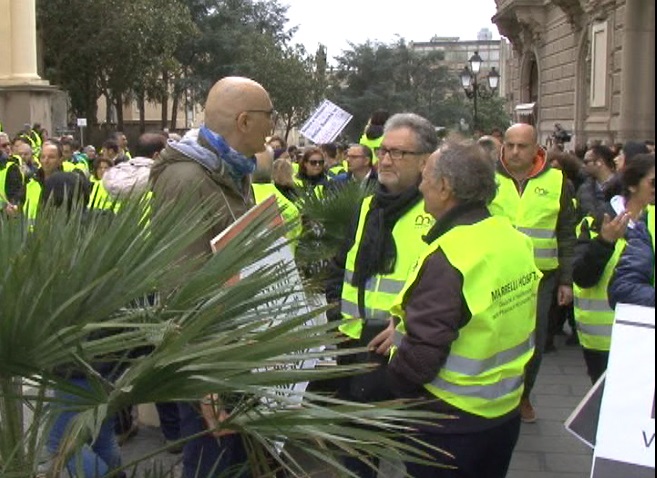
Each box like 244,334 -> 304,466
459,51 -> 500,132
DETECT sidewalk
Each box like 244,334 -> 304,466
121,335 -> 594,477
507,334 -> 592,478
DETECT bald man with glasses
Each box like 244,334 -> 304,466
150,76 -> 275,478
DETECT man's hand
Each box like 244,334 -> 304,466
558,285 -> 574,306
368,318 -> 396,356
200,394 -> 236,437
4,203 -> 19,218
599,212 -> 630,243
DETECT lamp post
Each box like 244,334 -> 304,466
459,51 -> 500,132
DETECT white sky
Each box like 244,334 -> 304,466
283,0 -> 501,62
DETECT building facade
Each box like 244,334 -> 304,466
410,31 -> 512,100
493,0 -> 655,147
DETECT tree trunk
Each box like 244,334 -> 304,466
171,92 -> 179,131
138,90 -> 146,134
115,93 -> 124,132
161,69 -> 169,130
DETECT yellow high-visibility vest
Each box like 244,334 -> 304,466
391,216 -> 541,418
359,134 -> 383,166
339,195 -> 434,339
23,179 -> 42,222
573,216 -> 625,351
252,183 -> 302,251
489,169 -> 564,271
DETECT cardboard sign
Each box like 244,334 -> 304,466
565,373 -> 606,449
299,99 -> 353,144
591,303 -> 655,478
210,196 -> 325,404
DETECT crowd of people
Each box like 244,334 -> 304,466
0,75 -> 655,478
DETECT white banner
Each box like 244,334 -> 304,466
299,99 -> 353,144
591,303 -> 655,478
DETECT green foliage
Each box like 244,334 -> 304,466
470,95 -> 513,134
0,192 -> 445,476
327,40 -> 461,141
295,181 -> 374,287
175,0 -> 297,101
37,0 -> 195,128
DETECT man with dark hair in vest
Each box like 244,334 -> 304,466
326,112 -> 437,478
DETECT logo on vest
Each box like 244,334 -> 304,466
415,214 -> 432,227
534,187 -> 549,196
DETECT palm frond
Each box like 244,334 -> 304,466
1,187 -> 447,477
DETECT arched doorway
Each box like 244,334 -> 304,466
516,51 -> 539,126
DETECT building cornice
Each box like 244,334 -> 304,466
552,0 -> 586,29
584,0 -> 616,21
493,0 -> 547,53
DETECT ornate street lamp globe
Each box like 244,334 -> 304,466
468,51 -> 483,75
488,67 -> 500,90
460,66 -> 473,89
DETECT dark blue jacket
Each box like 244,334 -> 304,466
608,220 -> 655,308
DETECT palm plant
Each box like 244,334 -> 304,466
294,181 -> 375,288
0,191 -> 444,477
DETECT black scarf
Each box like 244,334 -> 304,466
297,171 -> 327,187
351,185 -> 423,288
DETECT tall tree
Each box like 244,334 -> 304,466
175,0 -> 296,108
327,40 -> 467,140
37,0 -> 194,130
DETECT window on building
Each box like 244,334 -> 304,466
590,21 -> 608,108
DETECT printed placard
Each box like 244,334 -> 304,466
299,99 -> 353,144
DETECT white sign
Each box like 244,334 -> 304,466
299,99 -> 353,144
210,196 -> 325,405
591,303 -> 655,478
76,118 -> 87,127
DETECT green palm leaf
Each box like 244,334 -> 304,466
0,188 -> 447,477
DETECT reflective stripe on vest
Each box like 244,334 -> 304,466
343,271 -> 406,295
391,216 -> 541,418
430,374 -> 525,401
573,216 -> 625,351
339,195 -> 434,339
489,170 -> 563,271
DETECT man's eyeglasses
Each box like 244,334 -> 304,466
245,108 -> 276,118
374,147 -> 424,161
307,159 -> 325,167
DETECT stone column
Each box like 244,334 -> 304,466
9,0 -> 41,82
618,0 -> 656,142
0,0 -> 66,136
0,0 -> 12,81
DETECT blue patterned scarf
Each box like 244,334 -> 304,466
199,125 -> 256,183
